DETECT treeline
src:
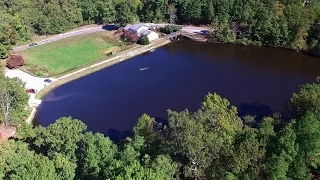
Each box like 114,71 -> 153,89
1,73 -> 320,179
1,0 -> 320,58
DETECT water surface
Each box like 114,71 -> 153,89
36,40 -> 320,136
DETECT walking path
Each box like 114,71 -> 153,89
56,40 -> 168,82
10,38 -> 170,123
7,23 -> 209,123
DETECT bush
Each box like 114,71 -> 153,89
138,34 -> 150,45
0,44 -> 9,59
160,25 -> 182,34
6,55 -> 24,69
121,30 -> 139,43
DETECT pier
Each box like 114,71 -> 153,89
167,31 -> 207,42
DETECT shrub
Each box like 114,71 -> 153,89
138,34 -> 150,45
0,44 -> 9,59
0,60 -> 5,74
160,25 -> 182,34
121,30 -> 139,43
6,55 -> 24,69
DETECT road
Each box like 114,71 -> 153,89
13,25 -> 105,52
12,24 -> 209,52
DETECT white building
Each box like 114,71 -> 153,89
123,24 -> 159,41
140,29 -> 159,41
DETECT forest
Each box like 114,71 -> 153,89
1,0 -> 320,58
1,64 -> 320,179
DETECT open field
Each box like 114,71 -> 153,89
18,31 -> 123,77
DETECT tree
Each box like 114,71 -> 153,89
167,4 -> 177,24
76,132 -> 118,179
138,34 -> 150,45
6,55 -> 24,69
31,117 -> 87,161
0,74 -> 28,125
160,25 -> 182,34
0,60 -> 5,74
266,123 -> 297,179
164,93 -> 243,179
0,141 -> 59,180
139,0 -> 166,22
133,114 -> 163,156
121,30 -> 139,43
0,23 -> 15,59
0,45 -> 9,59
286,78 -> 320,117
295,110 -> 320,169
230,127 -> 266,179
116,1 -> 138,25
290,28 -> 308,51
0,85 -> 11,126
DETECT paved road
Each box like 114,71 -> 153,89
13,24 -> 209,52
13,25 -> 105,52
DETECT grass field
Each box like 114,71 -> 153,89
19,32 -> 122,77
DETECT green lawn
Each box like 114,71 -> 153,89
19,32 -> 122,77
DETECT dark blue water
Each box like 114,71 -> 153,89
36,40 -> 320,136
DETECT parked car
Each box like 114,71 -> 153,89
44,79 -> 52,83
200,30 -> 210,35
26,89 -> 37,93
29,42 -> 38,47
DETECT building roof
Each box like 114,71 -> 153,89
130,24 -> 144,32
140,29 -> 152,36
123,24 -> 132,30
123,24 -> 159,40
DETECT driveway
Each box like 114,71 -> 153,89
5,68 -> 56,92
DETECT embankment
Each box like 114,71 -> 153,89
35,38 -> 171,100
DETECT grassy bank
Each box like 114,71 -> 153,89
19,32 -> 123,77
35,38 -> 170,99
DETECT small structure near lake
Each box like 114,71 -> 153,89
124,24 -> 159,41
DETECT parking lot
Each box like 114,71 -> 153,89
5,68 -> 56,92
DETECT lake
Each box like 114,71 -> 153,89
35,40 -> 320,138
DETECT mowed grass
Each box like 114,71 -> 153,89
19,32 -> 122,77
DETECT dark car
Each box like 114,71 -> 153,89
44,79 -> 52,83
29,42 -> 38,47
200,30 -> 210,35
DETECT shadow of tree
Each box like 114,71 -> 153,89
154,117 -> 168,127
107,129 -> 132,143
238,102 -> 274,121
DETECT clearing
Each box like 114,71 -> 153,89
18,31 -> 123,77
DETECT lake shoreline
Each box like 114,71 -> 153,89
26,38 -> 170,124
35,38 -> 170,99
205,38 -> 320,58
36,39 -> 319,133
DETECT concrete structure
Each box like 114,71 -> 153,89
124,24 -> 159,41
5,69 -> 56,92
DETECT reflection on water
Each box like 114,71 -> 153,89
36,40 -> 320,135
